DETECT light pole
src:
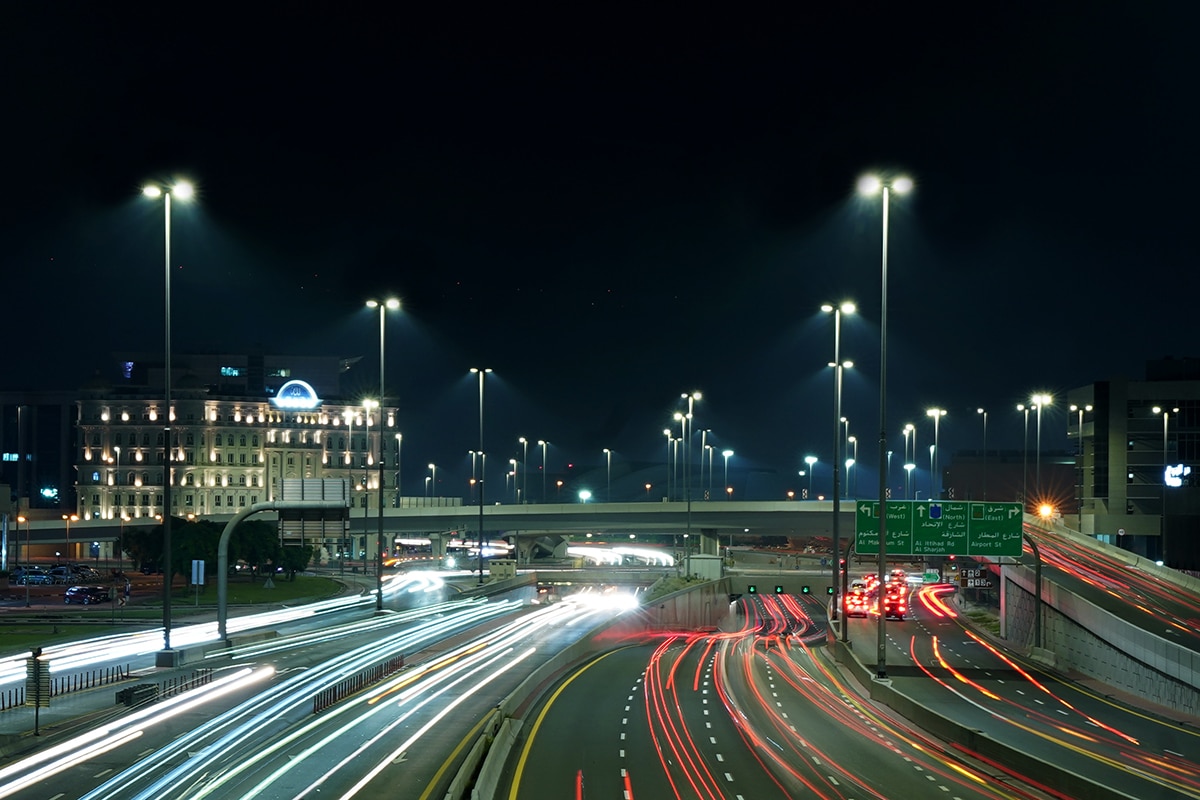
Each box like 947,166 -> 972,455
663,429 -> 673,502
143,178 -> 192,660
822,299 -> 855,624
977,408 -> 988,500
395,433 -> 403,508
61,514 -> 78,564
723,449 -> 734,500
538,440 -> 548,503
1031,393 -> 1053,501
366,297 -> 399,609
804,455 -> 817,499
603,448 -> 612,502
471,367 -> 492,584
1153,405 -> 1177,565
360,399 -> 377,576
681,391 -> 701,538
858,171 -> 913,678
469,450 -> 478,504
428,463 -> 437,498
508,460 -> 518,502
518,437 -> 528,504
1017,403 -> 1030,507
848,435 -> 858,497
904,462 -> 915,500
926,408 -> 946,499
18,515 -> 29,607
705,443 -> 715,498
1070,403 -> 1092,526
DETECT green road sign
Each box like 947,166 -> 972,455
855,500 -> 1023,557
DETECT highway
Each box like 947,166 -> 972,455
0,574 -> 637,800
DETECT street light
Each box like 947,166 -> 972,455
822,300 -> 855,625
663,429 -> 673,501
578,489 -> 592,503
705,443 -> 715,497
61,514 -> 78,564
428,463 -> 437,498
926,408 -> 947,500
1070,403 -> 1092,527
603,448 -> 612,502
847,435 -> 858,497
143,178 -> 193,661
366,297 -> 400,609
858,171 -> 912,677
1153,405 -> 1178,565
977,408 -> 988,500
1017,403 -> 1031,507
17,515 -> 29,607
804,455 -> 817,499
723,449 -> 734,500
518,437 -> 528,504
508,459 -> 518,502
537,440 -> 549,503
903,462 -> 916,500
680,392 -> 701,537
1031,393 -> 1053,500
471,367 -> 492,583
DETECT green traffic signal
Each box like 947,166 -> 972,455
775,585 -> 784,594
826,586 -> 835,595
801,586 -> 811,594
748,585 -> 757,594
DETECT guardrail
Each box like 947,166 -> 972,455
0,665 -> 133,712
312,655 -> 405,714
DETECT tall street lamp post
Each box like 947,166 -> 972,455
18,515 -> 29,607
603,448 -> 612,503
1153,405 -> 1177,565
428,464 -> 437,498
1017,403 -> 1030,507
858,171 -> 912,678
904,463 -> 915,500
395,433 -> 403,508
518,437 -> 528,504
822,300 -> 854,626
143,179 -> 192,664
1070,403 -> 1092,525
804,455 -> 817,499
61,514 -> 78,564
1031,393 -> 1053,500
363,399 -> 377,577
926,408 -> 946,499
667,431 -> 676,501
680,392 -> 701,538
722,449 -> 734,500
471,368 -> 492,583
977,408 -> 988,500
538,440 -> 548,503
366,297 -> 399,610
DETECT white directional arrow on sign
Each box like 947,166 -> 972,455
859,503 -> 872,514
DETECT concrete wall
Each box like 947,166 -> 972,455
1004,564 -> 1200,715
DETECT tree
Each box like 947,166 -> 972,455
279,545 -> 314,581
229,519 -> 280,578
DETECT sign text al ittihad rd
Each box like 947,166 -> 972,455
854,500 -> 1023,557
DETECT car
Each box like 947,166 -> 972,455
844,588 -> 870,618
64,585 -> 112,605
881,587 -> 907,620
48,567 -> 78,585
13,569 -> 53,585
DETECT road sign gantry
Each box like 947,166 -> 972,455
855,500 -> 1023,557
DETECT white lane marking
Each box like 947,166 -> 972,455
724,773 -> 735,781
710,737 -> 717,744
94,769 -> 114,778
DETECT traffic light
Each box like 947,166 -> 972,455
775,585 -> 784,594
748,585 -> 757,594
827,586 -> 835,595
801,585 -> 811,594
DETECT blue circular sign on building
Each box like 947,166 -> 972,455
271,379 -> 323,410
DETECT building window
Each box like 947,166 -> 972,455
227,495 -> 233,507
215,496 -> 222,507
186,494 -> 194,506
238,496 -> 246,507
143,433 -> 150,446
239,435 -> 247,447
252,475 -> 261,487
251,495 -> 258,504
238,474 -> 247,486
287,455 -> 295,466
141,496 -> 150,506
252,435 -> 259,447
187,433 -> 195,446
92,433 -> 101,446
92,494 -> 100,506
227,453 -> 235,464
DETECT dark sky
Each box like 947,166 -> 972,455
4,5 -> 1196,500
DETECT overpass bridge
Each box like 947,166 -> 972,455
10,500 -> 856,563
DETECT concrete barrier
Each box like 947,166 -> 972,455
831,635 -> 1140,800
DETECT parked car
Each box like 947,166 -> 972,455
13,568 -> 54,586
48,567 -> 78,585
64,585 -> 113,605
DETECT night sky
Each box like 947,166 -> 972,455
4,6 -> 1195,500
